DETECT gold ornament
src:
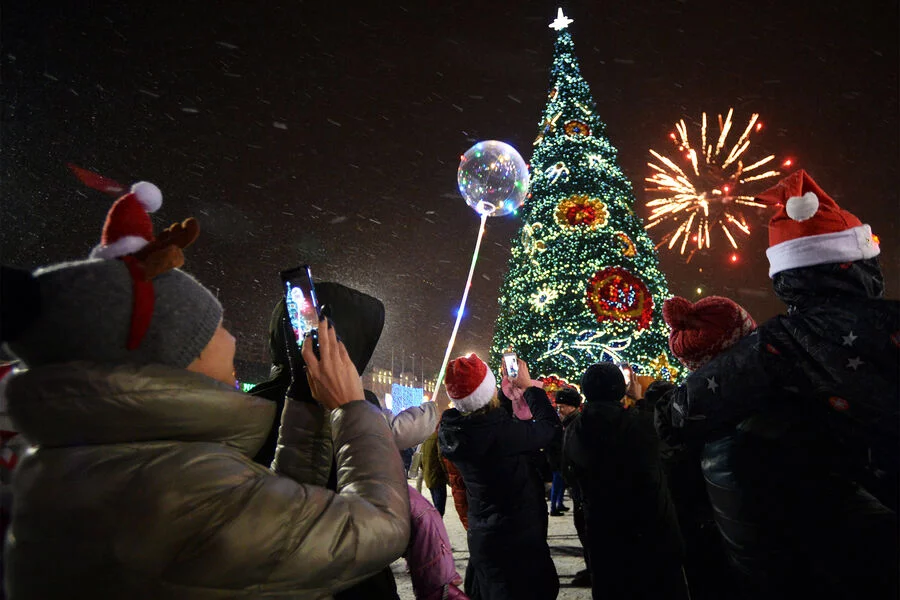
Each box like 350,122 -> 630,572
555,194 -> 609,230
647,353 -> 679,382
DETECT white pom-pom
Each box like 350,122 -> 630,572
785,191 -> 819,222
130,181 -> 162,213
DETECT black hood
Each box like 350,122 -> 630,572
316,282 -> 385,376
773,257 -> 884,310
250,281 -> 384,467
261,281 -> 385,379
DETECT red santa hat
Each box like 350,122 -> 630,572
445,353 -> 497,413
755,170 -> 880,278
89,181 -> 162,259
663,296 -> 757,371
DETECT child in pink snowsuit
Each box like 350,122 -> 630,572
407,485 -> 468,600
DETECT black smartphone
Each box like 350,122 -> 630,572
503,351 -> 519,379
280,265 -> 321,355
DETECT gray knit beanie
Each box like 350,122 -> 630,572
5,258 -> 222,369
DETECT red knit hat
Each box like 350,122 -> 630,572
755,170 -> 880,277
663,296 -> 757,371
445,353 -> 497,413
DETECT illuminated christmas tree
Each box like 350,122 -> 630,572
490,9 -> 679,387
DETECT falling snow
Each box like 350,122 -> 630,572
1,1 -> 896,379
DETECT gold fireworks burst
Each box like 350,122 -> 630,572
644,109 -> 783,259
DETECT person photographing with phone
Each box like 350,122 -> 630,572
438,353 -> 561,600
1,185 -> 410,598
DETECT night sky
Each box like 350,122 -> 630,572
3,0 -> 898,380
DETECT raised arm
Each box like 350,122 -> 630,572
495,358 -> 561,456
386,401 -> 439,449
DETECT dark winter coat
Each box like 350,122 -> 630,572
247,299 -> 293,467
656,258 -> 899,511
547,410 -> 578,474
564,400 -> 684,599
635,402 -> 708,531
637,400 -> 728,600
498,386 -> 554,483
698,406 -> 897,599
439,387 -> 561,600
656,258 -> 899,599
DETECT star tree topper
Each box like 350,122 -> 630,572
549,8 -> 574,31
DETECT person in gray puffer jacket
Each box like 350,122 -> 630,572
0,193 -> 409,599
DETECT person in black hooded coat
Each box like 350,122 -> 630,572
250,282 -> 402,600
439,354 -> 560,600
656,171 -> 899,599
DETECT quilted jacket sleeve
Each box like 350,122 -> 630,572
271,396 -> 334,487
385,401 -> 438,450
156,400 -> 411,594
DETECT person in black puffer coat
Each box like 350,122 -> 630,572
656,170 -> 899,599
439,354 -> 560,600
497,376 -> 553,529
554,387 -> 591,586
565,362 -> 687,600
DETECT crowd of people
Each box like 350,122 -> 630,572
0,168 -> 896,600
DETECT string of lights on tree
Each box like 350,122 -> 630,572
489,9 -> 680,387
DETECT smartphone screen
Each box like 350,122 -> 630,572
503,352 -> 519,378
618,364 -> 632,385
280,265 -> 320,349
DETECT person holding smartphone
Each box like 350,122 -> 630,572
0,195 -> 411,598
617,362 -> 643,408
438,353 -> 561,600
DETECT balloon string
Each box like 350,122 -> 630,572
433,211 -> 489,405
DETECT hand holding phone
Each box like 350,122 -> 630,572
302,317 -> 364,410
509,357 -> 531,390
503,352 -> 519,379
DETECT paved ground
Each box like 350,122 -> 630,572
392,483 -> 592,599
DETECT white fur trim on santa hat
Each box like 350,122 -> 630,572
90,235 -> 151,259
131,181 -> 162,212
785,191 -> 819,222
767,224 -> 880,278
450,367 -> 497,414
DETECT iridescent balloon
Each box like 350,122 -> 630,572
457,140 -> 529,217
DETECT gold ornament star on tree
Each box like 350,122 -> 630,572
647,352 -> 679,382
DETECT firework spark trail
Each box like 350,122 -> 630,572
644,108 -> 784,258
